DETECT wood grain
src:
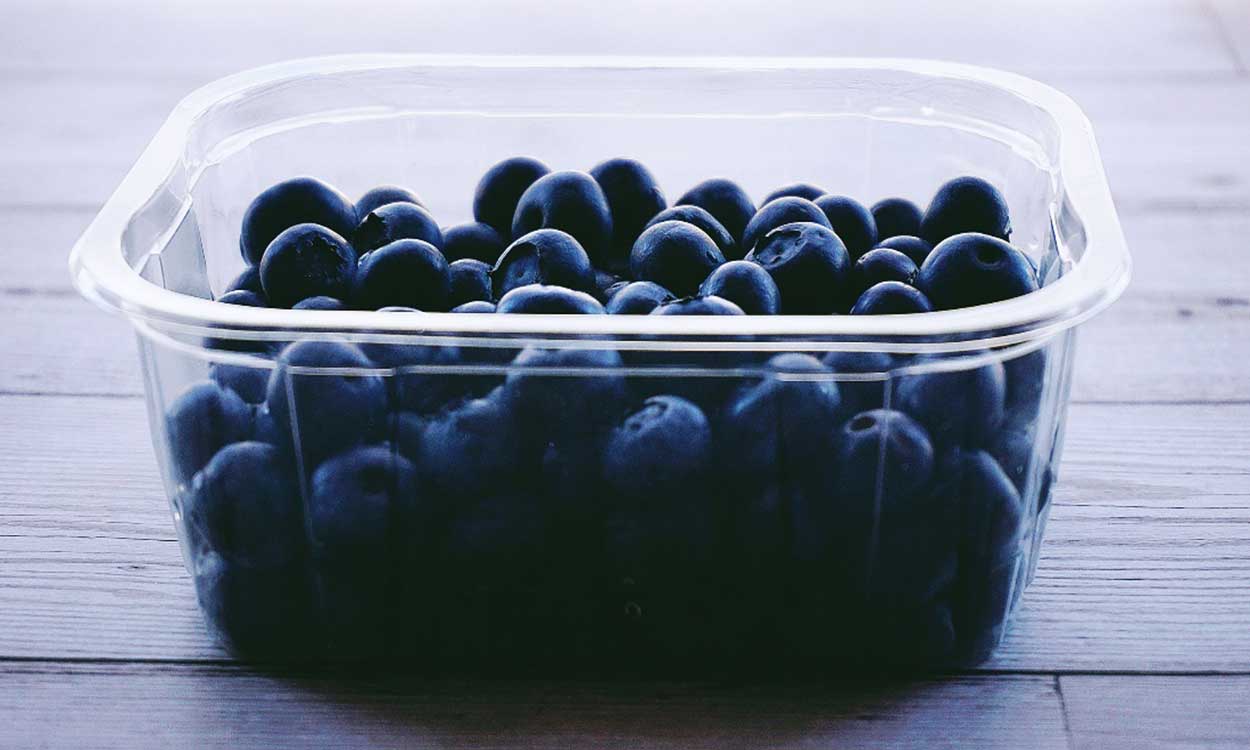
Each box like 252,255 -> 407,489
1062,675 -> 1250,750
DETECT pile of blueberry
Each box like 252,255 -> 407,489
166,158 -> 1052,670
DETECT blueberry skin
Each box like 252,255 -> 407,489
814,195 -> 878,259
602,395 -> 712,500
822,350 -> 896,415
473,156 -> 552,236
595,269 -> 625,300
629,220 -> 726,296
492,228 -> 595,299
441,222 -> 506,265
875,234 -> 934,267
590,158 -> 668,266
226,266 -> 264,295
186,441 -> 303,568
503,346 -> 628,447
240,177 -> 357,266
675,178 -> 756,245
762,182 -> 825,204
208,290 -> 271,352
850,281 -> 933,315
359,310 -> 475,414
852,247 -> 918,298
355,185 -> 424,217
740,197 -> 832,254
354,201 -> 444,254
218,289 -> 267,308
193,551 -> 313,659
699,260 -> 781,315
451,300 -> 496,313
870,197 -> 923,240
512,170 -> 614,266
897,355 -> 1007,449
292,295 -> 345,311
496,284 -> 605,314
448,259 -> 493,308
746,221 -> 850,314
413,389 -> 522,499
649,294 -> 744,317
165,380 -> 253,483
605,281 -> 676,315
990,418 -> 1037,493
837,409 -> 935,509
210,362 -> 270,404
352,238 -> 451,311
257,223 -> 357,309
921,176 -> 1012,244
265,341 -> 387,466
645,205 -> 737,260
307,444 -> 419,557
916,232 -> 1038,310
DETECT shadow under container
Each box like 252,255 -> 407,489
69,56 -> 1130,672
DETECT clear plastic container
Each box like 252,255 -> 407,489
70,56 -> 1129,671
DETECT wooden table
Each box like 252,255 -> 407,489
2,1 -> 1248,747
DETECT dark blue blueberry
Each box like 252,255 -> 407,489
897,355 -> 1007,448
496,284 -> 605,314
852,247 -> 918,298
511,170 -> 613,266
265,341 -> 387,467
210,361 -> 271,404
850,281 -> 933,315
164,380 -> 252,483
604,280 -> 631,301
921,176 -> 1012,244
875,234 -> 934,267
762,182 -> 825,204
441,221 -> 506,265
676,177 -> 756,245
359,309 -> 472,413
822,350 -> 896,415
916,232 -> 1038,310
292,295 -> 345,311
226,266 -> 263,294
492,228 -> 595,299
207,290 -> 271,352
645,205 -> 737,261
629,220 -> 725,296
217,289 -> 267,308
193,551 -> 313,658
699,260 -> 781,315
307,444 -> 419,557
745,221 -> 850,314
602,395 -> 711,500
258,223 -> 357,308
649,294 -> 744,317
448,258 -> 493,308
605,281 -> 676,315
836,408 -> 935,508
870,197 -> 923,240
595,268 -> 624,300
451,300 -> 496,313
355,184 -> 424,217
438,491 -> 548,585
186,441 -> 303,568
590,158 -> 667,266
411,389 -> 523,499
1004,347 -> 1048,420
502,346 -> 627,447
240,177 -> 357,266
352,238 -> 451,311
473,156 -> 551,235
740,197 -> 832,254
990,417 -> 1037,493
643,295 -> 748,407
814,195 -> 878,259
353,201 -> 444,253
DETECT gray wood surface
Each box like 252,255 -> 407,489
2,0 -> 1248,747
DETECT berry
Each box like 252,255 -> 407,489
355,185 -> 423,217
165,380 -> 252,483
605,281 -> 676,315
645,205 -> 737,261
762,183 -> 825,203
218,289 -> 267,308
675,178 -> 756,245
226,266 -> 263,295
837,408 -> 935,507
473,156 -> 551,235
503,346 -> 627,447
814,195 -> 878,259
897,355 -> 1007,448
746,222 -> 850,314
920,176 -> 1012,244
353,201 -> 444,253
822,350 -> 896,415
352,238 -> 451,311
698,260 -> 781,315
740,197 -> 832,253
193,551 -> 313,658
629,220 -> 725,296
258,223 -> 357,308
240,177 -> 356,265
875,234 -> 933,267
448,258 -> 493,308
412,389 -> 523,499
292,295 -> 345,311
442,222 -> 506,264
496,284 -> 605,314
915,232 -> 1038,310
602,395 -> 712,500
511,170 -> 613,266
851,247 -> 918,298
492,228 -> 595,299
649,294 -> 744,317
870,197 -> 923,239
590,158 -> 667,267
307,444 -> 420,557
451,300 -> 496,313
850,281 -> 933,315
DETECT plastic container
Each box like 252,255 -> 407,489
70,56 -> 1129,672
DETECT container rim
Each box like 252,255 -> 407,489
69,54 -> 1130,346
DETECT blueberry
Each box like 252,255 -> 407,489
675,178 -> 756,245
837,409 -> 935,507
590,158 -> 667,266
916,233 -> 1038,310
473,156 -> 551,236
292,295 -> 345,311
605,281 -> 676,315
226,266 -> 263,295
438,491 -> 548,585
210,361 -> 271,404
165,380 -> 253,483
699,260 -> 781,315
239,177 -> 357,266
186,441 -> 303,568
258,223 -> 357,308
850,281 -> 933,315
870,197 -> 923,240
442,221 -> 506,265
217,289 -> 268,308
503,346 -> 627,447
359,309 -> 474,413
1004,347 -> 1048,419
451,300 -> 496,313
740,197 -> 832,254
629,220 -> 725,296
897,355 -> 1007,448
354,201 -> 444,253
645,205 -> 737,261
920,176 -> 1012,244
745,221 -> 850,314
595,268 -> 625,300
207,290 -> 272,352
762,182 -> 825,204
355,185 -> 424,216
875,234 -> 934,267
822,350 -> 896,415
448,259 -> 493,307
990,418 -> 1037,493
352,238 -> 451,311
496,284 -> 605,314
492,228 -> 595,299
644,295 -> 748,406
265,341 -> 387,467
814,195 -> 878,259
193,551 -> 313,658
602,395 -> 711,500
307,444 -> 420,557
649,294 -> 744,317
412,389 -> 522,499
511,170 -> 613,266
852,247 -> 918,298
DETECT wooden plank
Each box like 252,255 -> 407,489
1209,0 -> 1250,72
0,665 -> 1067,750
1062,675 -> 1250,750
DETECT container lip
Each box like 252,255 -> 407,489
69,54 -> 1131,345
